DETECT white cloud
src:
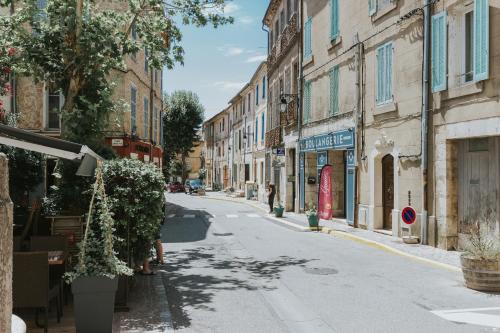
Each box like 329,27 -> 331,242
213,81 -> 247,91
246,54 -> 267,63
217,45 -> 245,57
238,16 -> 255,25
202,2 -> 238,15
223,3 -> 239,14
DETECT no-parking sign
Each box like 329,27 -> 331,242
401,207 -> 417,225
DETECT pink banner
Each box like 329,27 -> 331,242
318,165 -> 333,220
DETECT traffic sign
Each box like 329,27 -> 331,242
401,206 -> 417,225
274,147 -> 285,156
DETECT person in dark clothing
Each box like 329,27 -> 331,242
267,184 -> 276,213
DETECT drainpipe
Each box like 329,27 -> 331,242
296,0 -> 304,213
354,34 -> 362,227
421,0 -> 431,245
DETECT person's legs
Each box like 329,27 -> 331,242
155,239 -> 164,264
142,257 -> 154,274
269,197 -> 274,213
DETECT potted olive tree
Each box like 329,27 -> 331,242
306,202 -> 319,229
65,166 -> 132,333
460,208 -> 500,292
274,190 -> 285,218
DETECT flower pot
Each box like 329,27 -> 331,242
72,276 -> 119,333
274,207 -> 284,218
460,255 -> 500,292
307,214 -> 319,228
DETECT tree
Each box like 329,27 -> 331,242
163,90 -> 204,181
0,0 -> 232,146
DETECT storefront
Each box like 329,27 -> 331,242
299,128 -> 355,225
105,136 -> 163,168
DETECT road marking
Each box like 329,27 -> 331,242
183,214 -> 195,218
167,214 -> 175,218
247,214 -> 260,218
432,307 -> 500,328
226,214 -> 238,218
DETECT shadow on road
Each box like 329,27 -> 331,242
161,198 -> 316,329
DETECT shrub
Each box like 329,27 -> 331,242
102,159 -> 165,263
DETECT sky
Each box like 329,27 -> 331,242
162,1 -> 269,120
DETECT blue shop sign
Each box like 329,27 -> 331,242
300,129 -> 354,152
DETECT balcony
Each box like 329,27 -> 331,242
267,13 -> 299,75
265,127 -> 282,148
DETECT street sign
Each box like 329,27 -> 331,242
274,147 -> 285,156
401,206 -> 417,225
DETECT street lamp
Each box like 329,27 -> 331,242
279,93 -> 298,113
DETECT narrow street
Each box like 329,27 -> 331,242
161,193 -> 500,333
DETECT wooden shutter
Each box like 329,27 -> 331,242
431,12 -> 447,92
369,0 -> 377,16
376,45 -> 385,104
474,0 -> 489,81
330,66 -> 339,115
304,18 -> 312,59
304,81 -> 312,123
331,0 -> 339,40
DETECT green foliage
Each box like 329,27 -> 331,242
66,166 -> 132,283
163,90 -> 204,180
102,158 -> 165,262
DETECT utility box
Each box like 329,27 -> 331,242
245,181 -> 256,200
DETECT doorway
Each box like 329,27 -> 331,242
382,154 -> 394,230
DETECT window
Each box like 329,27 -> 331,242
47,89 -> 62,130
431,11 -> 447,92
260,162 -> 264,185
222,118 -> 225,131
262,76 -> 266,99
331,0 -> 339,40
473,0 -> 489,81
222,141 -> 225,156
376,42 -> 393,105
255,118 -> 258,145
248,94 -> 251,113
304,17 -> 312,59
130,86 -> 137,133
153,106 -> 159,143
330,66 -> 339,115
303,81 -> 312,123
465,11 -> 474,83
143,97 -> 149,138
369,0 -> 396,16
239,130 -> 242,150
247,125 -> 250,147
261,112 -> 265,141
256,85 -> 259,105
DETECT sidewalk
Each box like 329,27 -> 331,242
202,191 -> 462,271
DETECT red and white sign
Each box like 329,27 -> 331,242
401,206 -> 417,225
318,165 -> 333,220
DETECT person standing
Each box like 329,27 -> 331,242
267,184 -> 276,214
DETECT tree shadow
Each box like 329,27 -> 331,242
162,202 -> 212,243
162,246 -> 315,329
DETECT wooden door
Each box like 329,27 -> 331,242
382,154 -> 394,230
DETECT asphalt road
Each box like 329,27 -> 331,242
161,193 -> 500,333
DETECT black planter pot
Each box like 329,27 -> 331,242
72,276 -> 119,333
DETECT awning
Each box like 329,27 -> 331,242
0,124 -> 103,176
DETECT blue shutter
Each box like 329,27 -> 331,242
474,0 -> 489,81
431,12 -> 447,92
304,17 -> 312,59
385,42 -> 393,102
256,85 -> 259,105
261,113 -> 265,141
303,81 -> 312,123
331,0 -> 339,40
376,45 -> 385,104
255,118 -> 258,144
262,76 -> 266,98
369,0 -> 377,16
330,66 -> 339,115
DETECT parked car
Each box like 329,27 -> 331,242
167,182 -> 185,193
185,179 -> 202,194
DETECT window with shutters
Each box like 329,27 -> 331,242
256,85 -> 259,105
431,11 -> 447,92
331,0 -> 339,40
143,97 -> 149,139
464,11 -> 474,83
330,66 -> 339,115
261,112 -> 265,141
153,106 -> 159,143
376,42 -> 393,105
262,76 -> 266,99
473,0 -> 489,81
255,118 -> 258,144
130,86 -> 137,134
304,17 -> 312,60
303,81 -> 312,123
369,0 -> 397,17
46,88 -> 62,130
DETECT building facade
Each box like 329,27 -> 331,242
429,0 -> 500,250
264,0 -> 301,211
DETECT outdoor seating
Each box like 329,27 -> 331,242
13,252 -> 61,333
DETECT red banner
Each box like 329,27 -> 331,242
318,165 -> 333,220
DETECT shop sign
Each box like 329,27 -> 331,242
111,138 -> 124,147
274,147 -> 286,156
300,129 -> 354,152
318,165 -> 333,220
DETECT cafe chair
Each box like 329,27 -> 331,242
13,252 -> 61,333
30,235 -> 68,311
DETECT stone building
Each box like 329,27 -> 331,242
230,91 -> 246,190
263,0 -> 301,211
2,1 -> 163,169
429,0 -> 500,250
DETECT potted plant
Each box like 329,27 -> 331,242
460,209 -> 500,292
273,191 -> 284,217
306,203 -> 319,229
65,166 -> 132,333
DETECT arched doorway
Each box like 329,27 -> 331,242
382,154 -> 394,230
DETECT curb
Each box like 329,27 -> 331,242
199,194 -> 461,273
